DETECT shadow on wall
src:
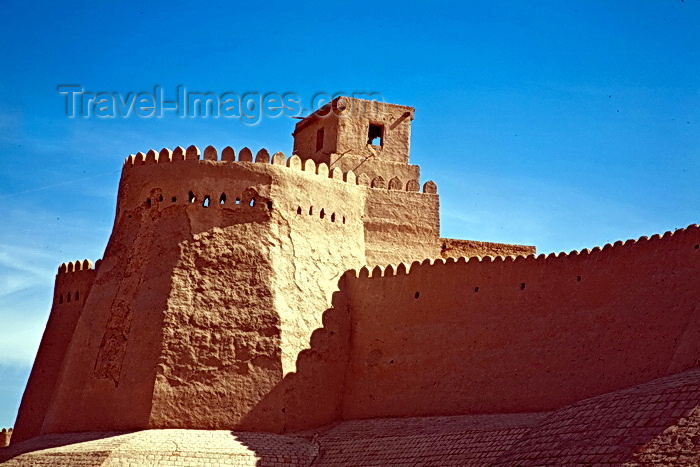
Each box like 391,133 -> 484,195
239,276 -> 353,434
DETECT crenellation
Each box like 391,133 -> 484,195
171,145 -> 185,162
221,146 -> 235,162
342,222 -> 699,420
185,145 -> 200,161
9,98 -> 697,465
145,149 -> 158,164
302,158 -> 315,172
238,146 -> 253,162
422,180 -> 437,194
118,146 -> 437,210
330,167 -> 343,180
344,170 -> 356,184
0,428 -> 11,448
256,148 -> 271,163
158,147 -> 172,163
360,223 -> 700,277
203,145 -> 217,161
287,154 -> 302,170
271,151 -> 285,165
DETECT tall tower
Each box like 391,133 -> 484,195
12,98 -> 447,441
292,97 -> 419,182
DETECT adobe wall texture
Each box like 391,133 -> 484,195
292,98 -> 420,183
15,145 -> 448,439
11,262 -> 97,444
440,237 -> 536,259
342,224 -> 700,420
0,429 -> 12,448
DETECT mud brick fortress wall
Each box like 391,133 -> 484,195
6,98 -> 698,460
341,226 -> 700,419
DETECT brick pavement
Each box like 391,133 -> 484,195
1,367 -> 698,466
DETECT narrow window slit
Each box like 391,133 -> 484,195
474,287 -> 479,293
67,292 -> 71,302
220,193 -> 226,204
414,292 -> 420,299
189,191 -> 195,203
316,128 -> 324,152
203,196 -> 210,207
520,283 -> 526,290
171,196 -> 177,202
249,198 -> 255,207
75,291 -> 79,300
297,206 -> 302,215
146,198 -> 151,207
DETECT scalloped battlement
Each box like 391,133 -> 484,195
11,98 -> 700,449
122,146 -> 437,195
57,259 -> 94,274
348,224 -> 700,279
0,427 -> 11,447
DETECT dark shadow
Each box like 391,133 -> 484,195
239,273 -> 353,434
0,431 -> 134,463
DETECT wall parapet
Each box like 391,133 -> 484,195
55,259 -> 99,307
340,222 -> 700,420
348,224 -> 700,279
0,428 -> 11,447
57,259 -> 96,274
123,145 -> 438,195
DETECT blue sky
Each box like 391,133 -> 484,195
0,1 -> 698,428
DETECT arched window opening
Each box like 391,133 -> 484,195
320,209 -> 325,219
203,196 -> 210,208
309,206 -> 313,215
249,198 -> 255,207
158,194 -> 164,202
342,216 -> 346,224
189,191 -> 195,203
331,213 -> 336,222
297,206 -> 302,215
219,193 -> 226,204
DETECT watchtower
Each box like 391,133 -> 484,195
292,97 -> 419,182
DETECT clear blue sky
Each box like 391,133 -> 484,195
0,1 -> 698,428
